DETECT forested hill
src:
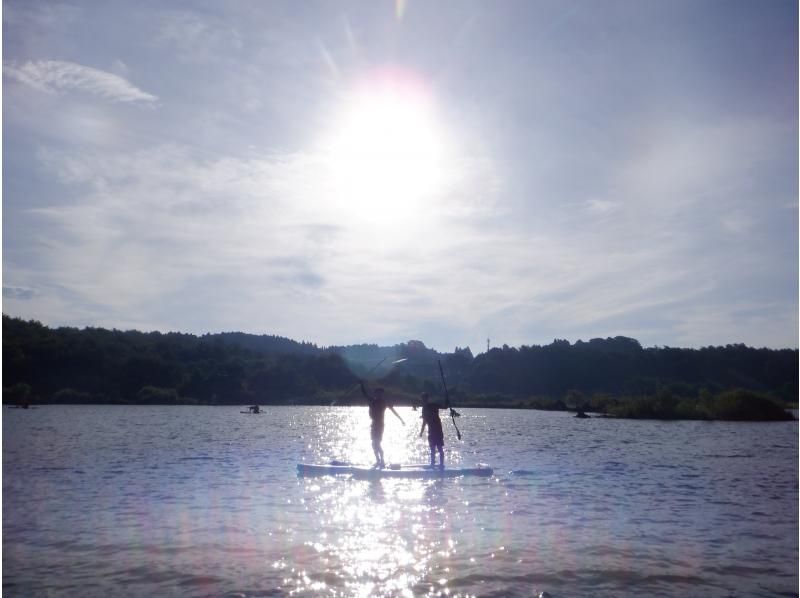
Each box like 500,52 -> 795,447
3,316 -> 797,412
467,337 -> 797,401
214,331 -> 320,355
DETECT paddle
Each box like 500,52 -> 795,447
438,359 -> 462,440
331,357 -> 408,406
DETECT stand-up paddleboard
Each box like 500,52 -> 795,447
297,461 -> 494,480
351,464 -> 493,479
296,462 -> 493,478
296,462 -> 356,476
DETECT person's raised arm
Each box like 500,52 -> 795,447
359,380 -> 370,400
389,405 -> 405,425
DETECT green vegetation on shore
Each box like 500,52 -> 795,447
594,388 -> 795,421
3,315 -> 796,421
443,388 -> 795,421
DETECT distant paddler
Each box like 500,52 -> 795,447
360,381 -> 404,469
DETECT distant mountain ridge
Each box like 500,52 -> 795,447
2,316 -> 797,414
214,331 -> 321,356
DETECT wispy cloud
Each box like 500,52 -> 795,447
18,134 -> 501,343
2,2 -> 795,350
155,10 -> 244,64
584,199 -> 621,216
4,60 -> 157,103
13,107 -> 795,349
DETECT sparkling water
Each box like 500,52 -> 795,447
3,405 -> 797,597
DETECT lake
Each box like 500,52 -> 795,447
3,405 -> 797,597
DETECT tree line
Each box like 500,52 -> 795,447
3,316 -> 797,419
2,316 -> 354,405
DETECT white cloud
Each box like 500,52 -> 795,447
18,134 -> 503,344
15,107 -> 796,350
4,60 -> 157,103
584,199 -> 621,216
156,10 -> 244,64
721,211 -> 753,235
2,3 -> 795,350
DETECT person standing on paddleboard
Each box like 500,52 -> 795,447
419,392 -> 447,468
360,382 -> 404,468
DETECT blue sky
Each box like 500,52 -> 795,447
3,0 -> 797,352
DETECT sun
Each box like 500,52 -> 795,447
319,69 -> 449,229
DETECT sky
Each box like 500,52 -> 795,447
2,0 -> 798,353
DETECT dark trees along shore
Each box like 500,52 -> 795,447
3,316 -> 796,420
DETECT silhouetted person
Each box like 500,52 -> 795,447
360,382 -> 404,468
419,392 -> 446,468
249,405 -> 260,414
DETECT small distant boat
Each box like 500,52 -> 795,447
242,405 -> 261,414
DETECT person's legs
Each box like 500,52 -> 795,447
372,438 -> 385,467
372,442 -> 379,466
371,423 -> 385,467
371,426 -> 381,467
431,428 -> 444,467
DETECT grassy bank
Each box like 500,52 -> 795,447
584,389 -> 795,421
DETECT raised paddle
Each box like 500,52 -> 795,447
438,359 -> 462,440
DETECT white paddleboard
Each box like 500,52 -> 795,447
350,464 -> 493,479
297,462 -> 493,478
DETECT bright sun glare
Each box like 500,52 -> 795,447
320,69 -> 449,229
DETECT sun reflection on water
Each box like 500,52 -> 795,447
298,405 -> 464,469
287,406 -> 479,596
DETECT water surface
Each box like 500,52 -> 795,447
3,405 -> 797,596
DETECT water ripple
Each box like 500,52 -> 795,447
3,405 -> 797,597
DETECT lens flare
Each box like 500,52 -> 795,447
395,0 -> 408,21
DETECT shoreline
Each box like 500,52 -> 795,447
6,401 -> 796,422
